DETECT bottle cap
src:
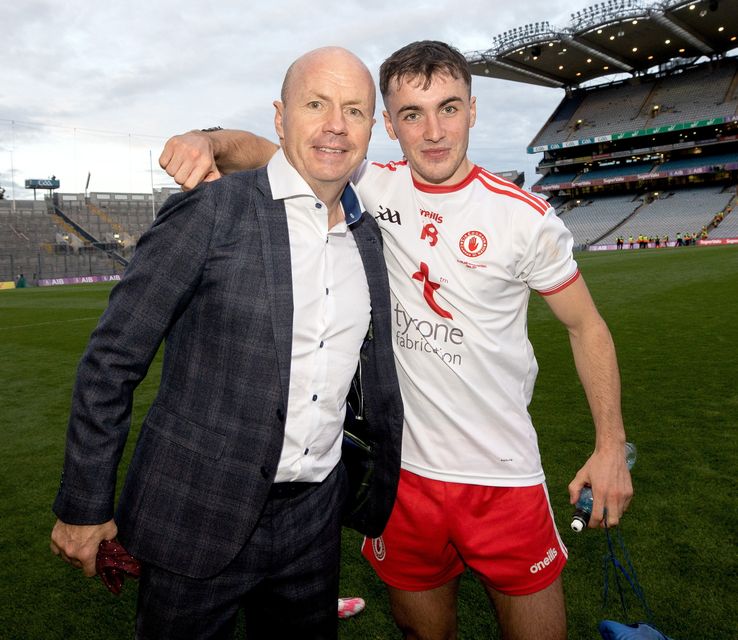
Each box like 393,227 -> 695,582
571,508 -> 590,532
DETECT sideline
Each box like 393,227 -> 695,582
588,236 -> 738,251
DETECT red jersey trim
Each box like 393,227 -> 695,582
538,270 -> 581,296
477,169 -> 550,216
372,161 -> 551,218
371,159 -> 409,172
411,165 -> 482,193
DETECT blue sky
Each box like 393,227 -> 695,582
1,0 -> 587,196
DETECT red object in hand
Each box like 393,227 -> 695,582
95,538 -> 141,595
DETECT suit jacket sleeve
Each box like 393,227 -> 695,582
53,186 -> 219,524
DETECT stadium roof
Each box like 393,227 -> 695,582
466,0 -> 738,88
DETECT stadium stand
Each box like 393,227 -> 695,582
558,194 -> 644,247
573,161 -> 656,183
658,151 -> 738,172
710,210 -> 738,237
531,60 -> 738,148
598,185 -> 734,244
534,80 -> 655,147
0,190 -> 178,282
465,0 -> 738,249
3,1 -> 736,283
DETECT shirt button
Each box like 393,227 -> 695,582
315,202 -> 323,209
319,341 -> 324,348
304,448 -> 309,455
325,288 -> 329,295
312,394 -> 318,401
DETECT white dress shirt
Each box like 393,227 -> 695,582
267,149 -> 371,482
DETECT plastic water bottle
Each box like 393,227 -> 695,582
570,442 -> 636,532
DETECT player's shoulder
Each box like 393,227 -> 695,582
471,166 -> 551,217
357,158 -> 411,183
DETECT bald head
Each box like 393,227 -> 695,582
273,45 -> 376,204
280,47 -> 376,114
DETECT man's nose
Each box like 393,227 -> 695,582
423,114 -> 444,142
324,107 -> 348,135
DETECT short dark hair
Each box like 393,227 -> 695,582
379,40 -> 472,100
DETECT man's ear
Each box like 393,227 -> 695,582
469,96 -> 477,129
273,100 -> 285,140
383,110 -> 398,141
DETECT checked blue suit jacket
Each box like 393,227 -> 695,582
52,167 -> 403,579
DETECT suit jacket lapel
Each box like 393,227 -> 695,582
254,168 -> 293,410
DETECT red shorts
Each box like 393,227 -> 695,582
362,469 -> 567,596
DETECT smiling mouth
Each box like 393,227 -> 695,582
422,147 -> 450,155
316,146 -> 347,154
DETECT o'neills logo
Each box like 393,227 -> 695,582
372,536 -> 386,561
459,230 -> 488,258
530,548 -> 558,574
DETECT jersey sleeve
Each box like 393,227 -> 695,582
516,207 -> 579,295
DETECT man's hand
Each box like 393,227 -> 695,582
159,131 -> 222,191
568,447 -> 633,529
50,518 -> 118,577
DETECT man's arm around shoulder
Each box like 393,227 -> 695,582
160,129 -> 278,190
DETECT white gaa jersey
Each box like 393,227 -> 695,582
353,160 -> 580,486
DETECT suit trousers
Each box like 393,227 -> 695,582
135,463 -> 347,640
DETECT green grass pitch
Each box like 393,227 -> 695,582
1,245 -> 736,639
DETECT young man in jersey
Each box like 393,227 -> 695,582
160,40 -> 633,640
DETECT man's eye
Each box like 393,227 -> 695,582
442,105 -> 458,114
308,101 -> 322,109
403,113 -> 419,122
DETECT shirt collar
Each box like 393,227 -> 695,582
267,148 -> 365,226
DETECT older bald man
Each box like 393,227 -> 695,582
50,47 -> 403,640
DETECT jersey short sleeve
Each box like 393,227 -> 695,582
516,208 -> 579,296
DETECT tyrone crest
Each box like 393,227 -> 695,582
459,231 -> 488,258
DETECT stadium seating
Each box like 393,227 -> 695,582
557,195 -> 642,246
0,190 -> 176,282
531,59 -> 738,148
574,161 -> 655,182
598,186 -> 734,245
658,152 -> 738,172
534,171 -> 579,187
707,193 -> 738,239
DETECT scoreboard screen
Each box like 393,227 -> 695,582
25,178 -> 60,189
